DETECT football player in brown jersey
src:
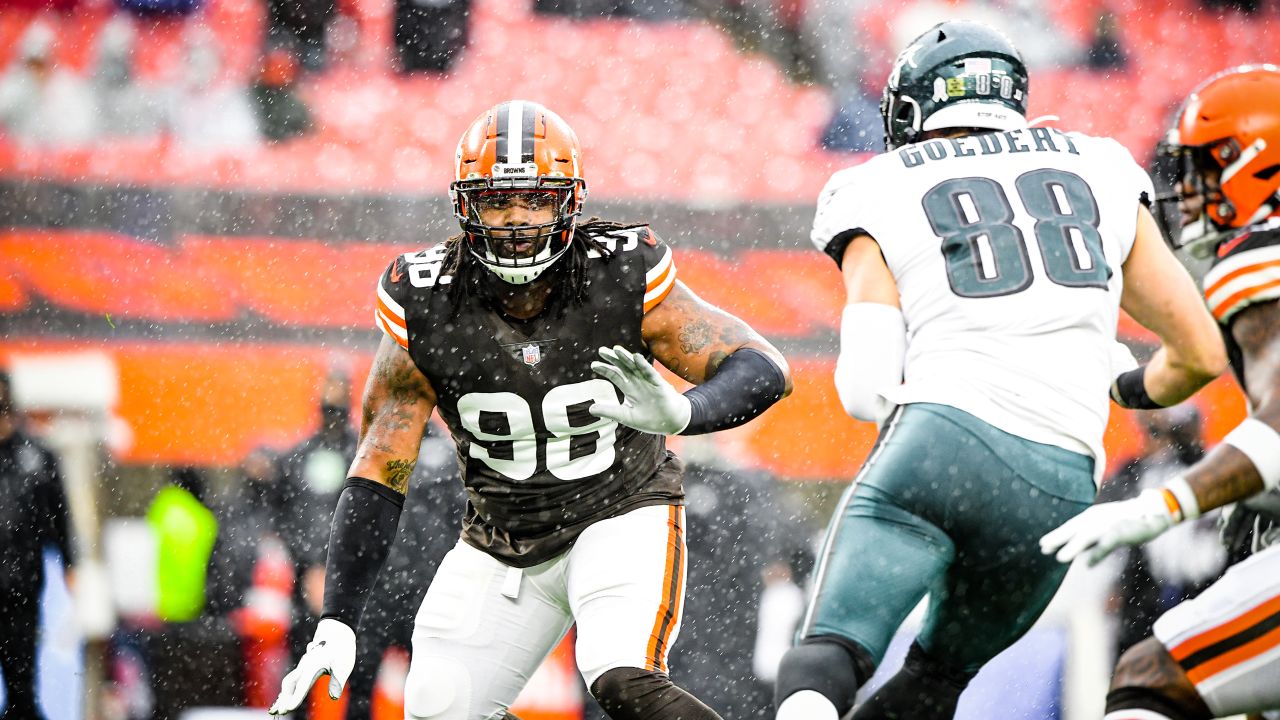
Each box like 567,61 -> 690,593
269,100 -> 792,720
1042,66 -> 1280,720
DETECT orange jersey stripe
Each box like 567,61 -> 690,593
645,260 -> 674,294
643,281 -> 675,313
376,313 -> 409,349
646,506 -> 683,672
1171,593 -> 1280,662
1186,624 -> 1280,685
377,295 -> 407,330
1212,277 -> 1280,320
1204,258 -> 1280,300
661,507 -> 686,673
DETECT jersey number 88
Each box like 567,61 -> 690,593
922,169 -> 1110,298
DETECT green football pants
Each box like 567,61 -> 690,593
800,402 -> 1096,674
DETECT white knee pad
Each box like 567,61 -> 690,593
405,655 -> 472,720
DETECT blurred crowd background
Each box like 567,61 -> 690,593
0,0 -> 1272,718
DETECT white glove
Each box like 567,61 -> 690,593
1039,489 -> 1179,566
269,618 -> 356,716
590,345 -> 692,435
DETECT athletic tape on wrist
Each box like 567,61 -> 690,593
1223,418 -> 1280,490
1163,475 -> 1200,522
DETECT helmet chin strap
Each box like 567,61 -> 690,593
473,242 -> 570,285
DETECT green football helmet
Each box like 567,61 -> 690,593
881,21 -> 1030,150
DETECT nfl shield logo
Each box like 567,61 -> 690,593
521,344 -> 541,367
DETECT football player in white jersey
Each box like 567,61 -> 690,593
775,21 -> 1228,720
1042,65 -> 1280,720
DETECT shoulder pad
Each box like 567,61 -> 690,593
1203,220 -> 1280,324
812,162 -> 880,267
638,229 -> 677,312
581,223 -> 677,311
581,223 -> 654,257
375,244 -> 451,349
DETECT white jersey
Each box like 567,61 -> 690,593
812,128 -> 1154,478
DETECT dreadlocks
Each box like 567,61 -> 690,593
441,218 -> 644,315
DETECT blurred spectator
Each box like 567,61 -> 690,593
91,15 -> 169,139
166,27 -> 259,152
821,87 -> 883,153
204,447 -> 293,708
0,19 -> 96,148
267,0 -> 337,72
112,467 -> 247,719
251,49 -> 313,143
148,467 -> 218,624
1098,405 -> 1227,657
394,0 -> 472,74
276,371 -> 357,678
1086,12 -> 1126,70
804,0 -> 883,152
116,0 -> 203,17
344,426 -> 465,720
205,448 -> 285,618
0,370 -> 75,720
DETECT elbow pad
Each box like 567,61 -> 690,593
833,303 -> 906,425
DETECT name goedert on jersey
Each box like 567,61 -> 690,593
897,127 -> 1081,169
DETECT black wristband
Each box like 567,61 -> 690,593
680,348 -> 786,435
1110,366 -> 1165,410
320,477 -> 405,629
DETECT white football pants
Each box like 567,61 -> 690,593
403,504 -> 687,720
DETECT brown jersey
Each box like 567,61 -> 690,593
375,224 -> 684,567
1202,217 -> 1280,551
1202,217 -> 1280,392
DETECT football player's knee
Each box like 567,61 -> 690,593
775,637 -> 875,716
1106,638 -> 1212,720
404,655 -> 472,720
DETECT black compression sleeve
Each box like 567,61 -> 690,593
1111,366 -> 1165,409
680,348 -> 786,435
320,477 -> 405,629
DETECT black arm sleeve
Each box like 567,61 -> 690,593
1111,366 -> 1165,410
680,348 -> 787,436
320,477 -> 405,629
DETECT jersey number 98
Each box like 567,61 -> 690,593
456,380 -> 620,481
922,169 -> 1110,298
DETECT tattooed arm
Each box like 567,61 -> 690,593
1182,299 -> 1280,512
348,334 -> 438,493
641,280 -> 793,393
